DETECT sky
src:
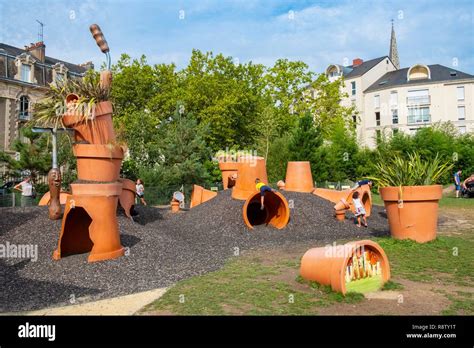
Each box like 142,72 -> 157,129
1,0 -> 473,74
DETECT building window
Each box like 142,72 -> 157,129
459,126 -> 466,134
55,72 -> 65,83
407,89 -> 430,105
375,112 -> 381,126
390,92 -> 398,106
374,95 -> 380,108
352,115 -> 357,129
458,106 -> 465,120
21,64 -> 31,82
351,81 -> 356,96
457,86 -> 465,101
392,109 -> 398,124
408,106 -> 430,124
19,96 -> 30,120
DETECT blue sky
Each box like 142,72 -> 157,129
1,0 -> 473,73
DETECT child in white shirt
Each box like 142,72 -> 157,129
352,191 -> 367,228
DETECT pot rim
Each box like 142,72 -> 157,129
379,184 -> 443,202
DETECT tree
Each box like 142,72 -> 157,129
264,59 -> 314,134
288,111 -> 323,163
138,108 -> 211,188
256,106 -> 278,160
1,127 -> 51,180
305,74 -> 356,138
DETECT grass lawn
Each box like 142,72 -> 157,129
142,200 -> 474,316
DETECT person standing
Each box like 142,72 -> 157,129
454,169 -> 462,198
136,179 -> 147,206
14,176 -> 35,207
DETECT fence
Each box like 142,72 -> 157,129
0,180 -> 356,209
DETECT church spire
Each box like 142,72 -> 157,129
389,19 -> 400,69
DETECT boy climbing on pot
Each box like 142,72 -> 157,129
255,178 -> 274,210
352,191 -> 367,228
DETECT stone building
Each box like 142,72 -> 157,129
0,41 -> 92,158
319,23 -> 474,148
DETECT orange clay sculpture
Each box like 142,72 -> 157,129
242,191 -> 290,229
53,24 -> 125,263
218,161 -> 239,189
282,161 -> 314,192
300,240 -> 390,295
118,178 -> 136,220
38,191 -> 70,206
231,156 -> 268,201
379,185 -> 442,243
190,185 -> 217,208
313,184 -> 372,217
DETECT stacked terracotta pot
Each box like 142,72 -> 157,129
53,84 -> 125,263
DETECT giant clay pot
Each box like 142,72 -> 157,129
118,178 -> 136,219
53,182 -> 125,263
300,240 -> 390,295
243,191 -> 290,229
74,144 -> 123,182
379,185 -> 442,243
232,157 -> 268,200
63,97 -> 115,145
190,184 -> 217,208
218,161 -> 239,190
284,161 -> 314,192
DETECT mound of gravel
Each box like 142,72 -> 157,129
0,189 -> 388,312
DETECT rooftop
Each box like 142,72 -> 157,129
0,42 -> 88,75
365,64 -> 474,93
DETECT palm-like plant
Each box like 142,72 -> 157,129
31,72 -> 109,129
368,152 -> 453,187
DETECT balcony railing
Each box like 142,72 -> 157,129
407,115 -> 431,124
406,95 -> 431,105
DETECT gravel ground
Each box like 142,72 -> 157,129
0,189 -> 389,312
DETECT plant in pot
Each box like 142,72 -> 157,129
32,72 -> 115,145
368,152 -> 453,243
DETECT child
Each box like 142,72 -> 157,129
136,179 -> 147,206
352,191 -> 367,228
255,178 -> 273,210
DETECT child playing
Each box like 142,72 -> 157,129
352,191 -> 367,228
136,179 -> 147,206
255,178 -> 273,210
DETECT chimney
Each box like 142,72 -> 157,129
352,58 -> 363,67
79,61 -> 95,70
25,41 -> 46,62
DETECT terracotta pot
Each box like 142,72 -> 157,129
38,191 -> 70,206
171,200 -> 180,213
284,161 -> 314,192
63,100 -> 116,144
300,240 -> 390,294
74,144 -> 123,182
190,184 -> 218,208
379,185 -> 442,243
232,157 -> 268,200
313,185 -> 372,217
334,198 -> 350,211
335,210 -> 346,221
243,191 -> 290,229
53,183 -> 124,263
218,161 -> 239,190
118,178 -> 136,219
